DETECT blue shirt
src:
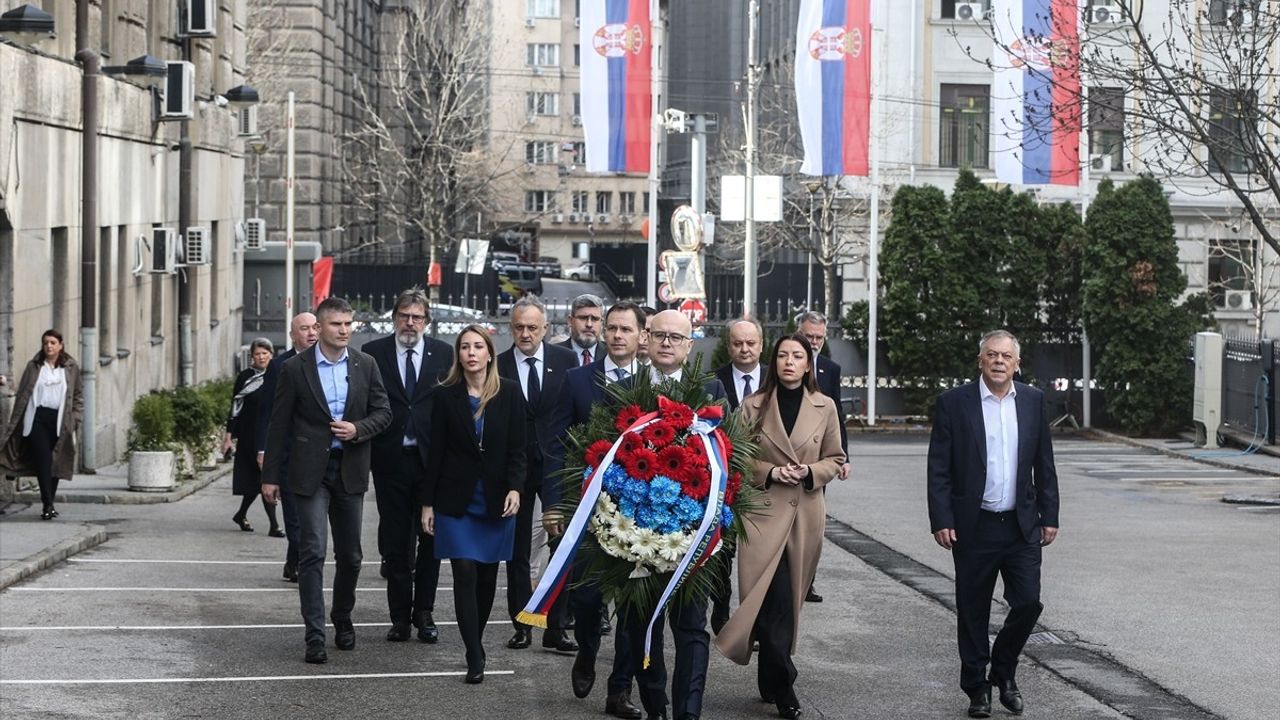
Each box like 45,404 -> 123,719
979,377 -> 1018,512
316,347 -> 350,449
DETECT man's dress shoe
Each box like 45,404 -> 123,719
416,613 -> 439,644
465,660 -> 485,684
777,706 -> 802,720
507,627 -> 532,649
605,689 -> 643,719
804,586 -> 823,603
543,629 -> 579,653
333,620 -> 355,650
967,687 -> 992,718
571,651 -> 596,698
386,622 -> 412,642
304,642 -> 327,664
282,563 -> 298,583
990,674 -> 1024,715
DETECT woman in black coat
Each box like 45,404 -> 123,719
420,325 -> 526,684
223,338 -> 280,535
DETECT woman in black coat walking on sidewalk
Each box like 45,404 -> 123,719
223,338 -> 280,535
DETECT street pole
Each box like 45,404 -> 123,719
645,0 -> 663,308
743,0 -> 759,317
1079,86 -> 1091,428
691,114 -> 706,215
867,23 -> 882,426
284,92 -> 296,350
75,0 -> 98,468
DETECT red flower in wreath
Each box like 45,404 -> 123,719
680,466 -> 711,500
716,429 -> 734,462
619,432 -> 644,456
584,439 -> 613,470
622,447 -> 660,481
615,404 -> 646,433
725,471 -> 743,506
663,402 -> 695,430
684,438 -> 708,464
642,421 -> 678,448
656,444 -> 690,479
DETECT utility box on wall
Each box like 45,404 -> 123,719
1193,331 -> 1224,448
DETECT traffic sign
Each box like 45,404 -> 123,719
657,283 -> 675,304
679,299 -> 707,325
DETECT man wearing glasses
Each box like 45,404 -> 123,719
362,287 -> 453,644
560,294 -> 605,366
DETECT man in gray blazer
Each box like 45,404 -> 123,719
263,297 -> 393,664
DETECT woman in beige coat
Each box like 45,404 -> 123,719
714,334 -> 846,720
0,330 -> 84,520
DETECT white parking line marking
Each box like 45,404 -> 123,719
67,559 -> 385,565
6,587 -> 465,593
0,671 -> 515,685
0,622 -> 458,631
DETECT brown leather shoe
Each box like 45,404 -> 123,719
605,688 -> 643,719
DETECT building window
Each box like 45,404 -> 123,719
526,92 -> 559,116
116,225 -> 131,353
595,192 -> 612,214
619,192 -> 636,214
939,83 -> 989,169
573,92 -> 581,115
940,0 -> 991,19
569,141 -> 586,165
1089,87 -> 1124,172
574,44 -> 581,66
1207,237 -> 1253,308
571,191 -> 589,213
643,192 -> 650,210
99,227 -> 113,357
1207,89 -> 1254,174
525,190 -> 556,213
526,43 -> 560,67
525,141 -> 558,164
1208,0 -> 1258,25
51,227 -> 69,333
527,0 -> 560,18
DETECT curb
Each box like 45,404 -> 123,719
12,463 -> 233,505
1083,429 -> 1279,478
0,523 -> 108,591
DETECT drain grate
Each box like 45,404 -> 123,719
1026,631 -> 1065,645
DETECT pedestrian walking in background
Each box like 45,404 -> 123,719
927,329 -> 1060,718
421,325 -> 527,684
0,330 -> 84,520
262,297 -> 392,664
715,334 -> 846,720
223,338 -> 279,535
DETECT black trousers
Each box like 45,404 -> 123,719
27,407 -> 60,508
710,543 -> 736,620
294,454 -> 364,645
452,559 -> 499,670
952,510 -> 1044,693
623,596 -> 710,719
570,565 -> 634,695
756,550 -> 799,708
373,449 -> 439,624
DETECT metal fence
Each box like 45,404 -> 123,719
1220,335 -> 1277,445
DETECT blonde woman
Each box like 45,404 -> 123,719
421,325 -> 527,683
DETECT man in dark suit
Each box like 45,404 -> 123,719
497,295 -> 580,653
558,293 -> 605,366
547,300 -> 648,720
361,287 -> 452,644
623,309 -> 726,720
798,311 -> 849,603
263,297 -> 393,664
710,316 -> 765,633
255,312 -> 317,583
927,329 -> 1059,718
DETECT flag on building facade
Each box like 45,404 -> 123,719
580,0 -> 651,173
991,0 -> 1082,185
794,0 -> 872,177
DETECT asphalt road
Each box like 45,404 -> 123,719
0,435 -> 1274,719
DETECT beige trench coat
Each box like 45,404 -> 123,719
714,386 -> 846,665
0,355 -> 83,480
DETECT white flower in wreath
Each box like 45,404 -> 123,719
596,493 -> 619,515
658,532 -> 690,562
613,513 -> 637,535
631,529 -> 660,560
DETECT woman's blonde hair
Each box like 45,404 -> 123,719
442,325 -> 501,418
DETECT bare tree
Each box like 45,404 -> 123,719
340,0 -> 515,295
241,1 -> 304,217
961,0 -> 1280,257
1198,207 -> 1280,335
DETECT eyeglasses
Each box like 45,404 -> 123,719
396,312 -> 427,324
650,331 -> 689,345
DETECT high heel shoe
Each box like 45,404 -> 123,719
232,515 -> 254,532
464,659 -> 485,684
40,507 -> 53,520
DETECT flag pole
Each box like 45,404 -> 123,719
743,0 -> 759,318
866,21 -> 881,426
645,0 -> 662,308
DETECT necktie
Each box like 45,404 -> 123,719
525,357 -> 541,407
742,373 -> 753,399
403,349 -> 417,442
581,348 -> 592,366
613,367 -> 628,382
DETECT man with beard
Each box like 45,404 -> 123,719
362,287 -> 453,644
560,294 -> 604,366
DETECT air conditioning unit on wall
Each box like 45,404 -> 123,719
182,227 -> 210,266
1089,5 -> 1115,24
956,2 -> 986,21
178,0 -> 216,37
1224,290 -> 1252,310
150,228 -> 178,274
161,61 -> 195,119
238,106 -> 258,136
244,218 -> 266,250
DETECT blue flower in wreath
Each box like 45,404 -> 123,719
655,515 -> 683,534
635,504 -> 662,529
720,506 -> 735,529
602,465 -> 629,494
618,498 -> 638,519
673,495 -> 703,524
647,476 -> 681,507
621,478 -> 648,504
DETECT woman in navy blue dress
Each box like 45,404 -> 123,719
421,325 -> 526,684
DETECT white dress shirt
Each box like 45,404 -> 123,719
513,343 -> 545,400
979,377 -> 1019,512
733,365 -> 761,401
396,338 -> 425,446
603,356 -> 637,383
571,341 -> 596,365
650,366 -> 683,385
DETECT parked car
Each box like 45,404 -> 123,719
490,251 -> 521,272
536,255 -> 562,277
562,261 -> 595,281
498,263 -> 545,310
364,304 -> 496,336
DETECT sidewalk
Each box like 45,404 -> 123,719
0,461 -> 232,590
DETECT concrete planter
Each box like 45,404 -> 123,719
194,443 -> 219,471
128,451 -> 176,492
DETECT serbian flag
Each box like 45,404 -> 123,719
795,0 -> 871,177
581,0 -> 651,173
992,0 -> 1082,185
